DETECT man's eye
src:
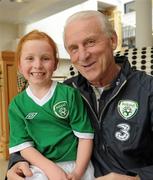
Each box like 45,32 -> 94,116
70,47 -> 78,54
86,40 -> 95,47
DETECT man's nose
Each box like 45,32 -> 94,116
78,47 -> 90,61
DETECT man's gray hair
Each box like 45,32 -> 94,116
63,10 -> 115,39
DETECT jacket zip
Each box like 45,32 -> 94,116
72,82 -> 99,122
99,80 -> 127,127
72,80 -> 127,128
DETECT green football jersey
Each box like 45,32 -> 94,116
9,81 -> 94,162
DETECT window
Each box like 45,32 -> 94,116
122,26 -> 135,48
124,1 -> 135,14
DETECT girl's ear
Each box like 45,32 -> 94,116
18,63 -> 23,74
53,59 -> 59,71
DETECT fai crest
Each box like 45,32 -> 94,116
117,100 -> 138,120
53,101 -> 69,118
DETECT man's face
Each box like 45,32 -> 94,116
64,17 -> 117,85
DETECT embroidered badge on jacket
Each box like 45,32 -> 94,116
117,100 -> 138,120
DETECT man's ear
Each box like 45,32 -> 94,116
111,32 -> 118,50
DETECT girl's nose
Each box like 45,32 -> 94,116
33,58 -> 42,69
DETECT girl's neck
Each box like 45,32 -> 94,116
29,80 -> 52,99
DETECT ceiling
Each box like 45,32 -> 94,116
0,0 -> 87,24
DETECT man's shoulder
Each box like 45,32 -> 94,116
131,70 -> 153,93
64,75 -> 79,86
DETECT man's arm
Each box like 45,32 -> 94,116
6,152 -> 32,180
8,152 -> 27,169
95,173 -> 140,180
7,161 -> 32,180
134,165 -> 153,180
95,164 -> 153,180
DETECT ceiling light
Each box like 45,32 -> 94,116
10,0 -> 25,2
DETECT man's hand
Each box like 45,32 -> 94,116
95,172 -> 140,180
7,162 -> 33,180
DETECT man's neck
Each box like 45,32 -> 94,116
90,64 -> 121,88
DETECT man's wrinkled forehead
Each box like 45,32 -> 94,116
64,17 -> 105,44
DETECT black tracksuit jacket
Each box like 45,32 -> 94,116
8,56 -> 153,180
65,56 -> 153,179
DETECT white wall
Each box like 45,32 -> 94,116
0,23 -> 18,51
18,0 -> 98,59
6,0 -> 122,53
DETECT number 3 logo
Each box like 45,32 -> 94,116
115,123 -> 130,141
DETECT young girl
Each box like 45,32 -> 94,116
8,30 -> 94,180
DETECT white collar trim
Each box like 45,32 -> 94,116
26,81 -> 57,106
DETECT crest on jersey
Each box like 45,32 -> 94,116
53,101 -> 69,118
117,100 -> 138,120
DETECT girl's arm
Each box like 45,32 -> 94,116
20,147 -> 69,180
68,138 -> 93,179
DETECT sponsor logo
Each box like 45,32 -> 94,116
115,123 -> 130,141
25,112 -> 38,119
